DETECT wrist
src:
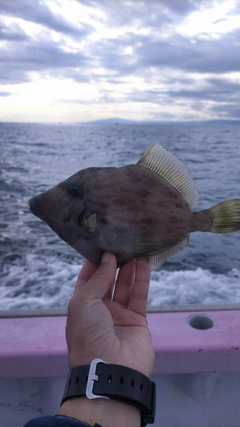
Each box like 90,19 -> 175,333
59,360 -> 156,426
59,396 -> 141,427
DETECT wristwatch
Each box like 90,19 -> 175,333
61,358 -> 156,426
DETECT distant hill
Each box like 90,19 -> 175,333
86,118 -> 140,125
82,118 -> 240,126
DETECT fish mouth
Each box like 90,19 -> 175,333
28,196 -> 45,220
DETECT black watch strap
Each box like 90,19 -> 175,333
61,358 -> 156,426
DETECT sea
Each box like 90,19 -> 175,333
0,122 -> 239,311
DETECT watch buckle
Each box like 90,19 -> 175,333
86,358 -> 110,400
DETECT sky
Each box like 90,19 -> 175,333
1,0 -> 240,123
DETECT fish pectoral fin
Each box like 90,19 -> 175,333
137,234 -> 189,271
137,144 -> 199,209
84,213 -> 97,233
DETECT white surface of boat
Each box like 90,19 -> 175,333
1,305 -> 240,427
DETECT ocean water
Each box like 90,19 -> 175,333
0,122 -> 239,311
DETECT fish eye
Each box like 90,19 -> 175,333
67,183 -> 83,197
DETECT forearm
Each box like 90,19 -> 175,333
59,397 -> 141,427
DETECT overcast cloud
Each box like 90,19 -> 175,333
0,0 -> 240,122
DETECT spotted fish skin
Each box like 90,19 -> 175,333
28,144 -> 240,270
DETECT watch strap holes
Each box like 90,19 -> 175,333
62,363 -> 156,426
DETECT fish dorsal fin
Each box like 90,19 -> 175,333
137,143 -> 199,209
137,234 -> 189,271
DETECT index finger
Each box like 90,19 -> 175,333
74,258 -> 99,295
128,262 -> 151,317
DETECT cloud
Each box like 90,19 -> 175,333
0,21 -> 29,42
0,0 -> 93,36
77,0 -> 196,27
213,102 -> 240,119
0,19 -> 89,84
0,0 -> 240,121
0,91 -> 11,97
0,43 -> 88,84
134,30 -> 240,75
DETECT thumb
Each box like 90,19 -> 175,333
81,252 -> 117,300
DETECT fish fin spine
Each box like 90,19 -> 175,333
137,143 -> 199,209
209,199 -> 240,233
137,234 -> 189,271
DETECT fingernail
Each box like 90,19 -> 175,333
101,251 -> 111,263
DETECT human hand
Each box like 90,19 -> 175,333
66,252 -> 155,378
60,252 -> 154,426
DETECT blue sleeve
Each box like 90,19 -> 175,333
23,414 -> 102,427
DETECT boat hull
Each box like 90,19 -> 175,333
1,308 -> 240,426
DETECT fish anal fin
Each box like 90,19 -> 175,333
137,234 -> 189,271
84,213 -> 97,233
137,144 -> 199,209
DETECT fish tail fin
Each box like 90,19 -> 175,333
209,199 -> 240,233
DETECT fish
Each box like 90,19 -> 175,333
28,143 -> 240,270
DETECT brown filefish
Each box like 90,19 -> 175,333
28,144 -> 240,270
